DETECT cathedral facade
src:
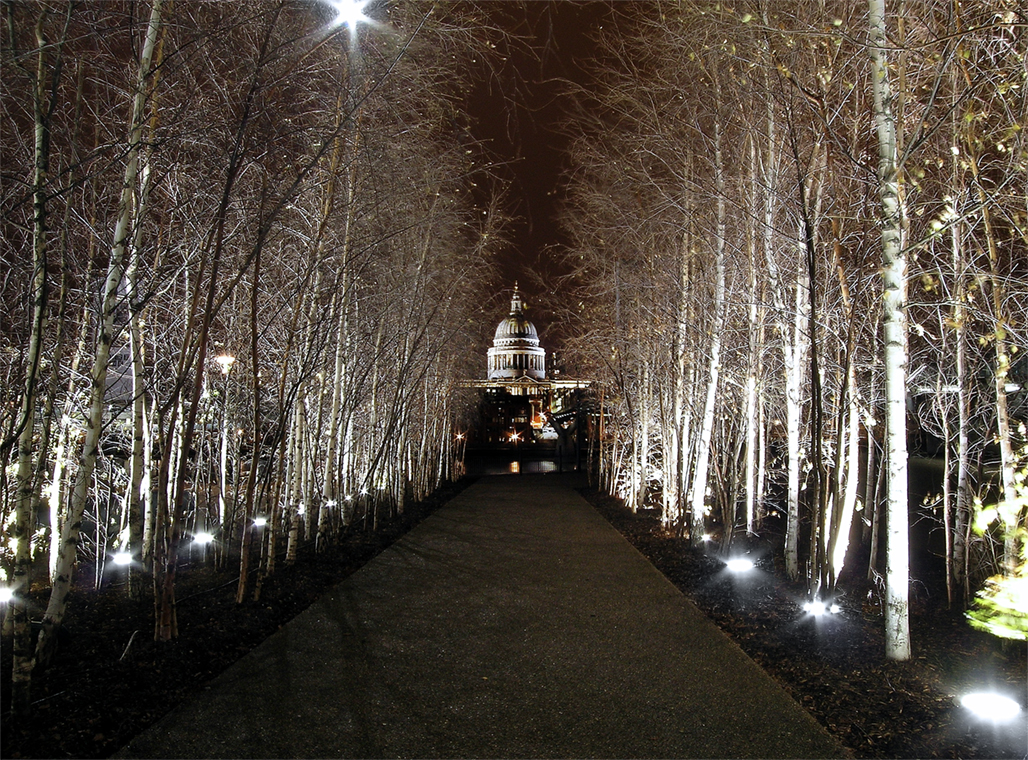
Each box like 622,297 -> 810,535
486,287 -> 546,381
466,287 -> 590,454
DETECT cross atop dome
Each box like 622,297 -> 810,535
510,283 -> 524,315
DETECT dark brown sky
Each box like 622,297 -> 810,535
466,2 -> 615,351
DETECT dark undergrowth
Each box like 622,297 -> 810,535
581,487 -> 1028,759
0,478 -> 472,760
3,476 -> 1025,759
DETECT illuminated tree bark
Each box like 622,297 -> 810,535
5,3 -> 72,706
869,0 -> 911,661
689,114 -> 726,544
37,0 -> 164,665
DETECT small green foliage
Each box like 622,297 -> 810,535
967,565 -> 1028,642
968,443 -> 1028,640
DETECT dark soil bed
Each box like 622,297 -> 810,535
3,477 -> 1025,759
1,478 -> 471,760
581,487 -> 1028,759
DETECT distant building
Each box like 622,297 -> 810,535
465,287 -> 590,460
487,286 -> 546,381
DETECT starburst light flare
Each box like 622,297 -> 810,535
324,0 -> 372,32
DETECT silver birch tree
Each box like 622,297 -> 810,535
868,0 -> 911,661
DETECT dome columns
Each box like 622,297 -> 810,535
487,287 -> 546,381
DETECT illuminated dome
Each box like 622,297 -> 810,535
487,286 -> 546,380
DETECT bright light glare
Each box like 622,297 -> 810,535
701,533 -> 712,542
830,603 -> 841,614
193,532 -> 215,545
253,517 -> 267,528
960,692 -> 1023,723
112,551 -> 132,566
804,600 -> 827,616
326,0 -> 371,30
726,558 -> 755,573
0,587 -> 13,604
215,354 -> 235,374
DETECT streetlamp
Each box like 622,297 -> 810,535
325,0 -> 372,31
214,354 -> 234,535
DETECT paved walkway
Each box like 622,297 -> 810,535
116,474 -> 847,759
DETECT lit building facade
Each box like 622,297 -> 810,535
487,287 -> 546,381
466,287 -> 590,451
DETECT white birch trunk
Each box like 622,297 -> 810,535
952,216 -> 971,601
11,15 -> 54,699
36,0 -> 163,664
744,136 -> 761,535
831,362 -> 861,580
689,117 -> 726,543
785,262 -> 809,581
869,0 -> 911,661
636,356 -> 651,512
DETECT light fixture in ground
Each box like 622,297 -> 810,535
193,532 -> 215,545
726,558 -> 755,573
253,517 -> 267,528
112,551 -> 132,566
0,587 -> 13,604
960,692 -> 1022,723
801,599 -> 843,616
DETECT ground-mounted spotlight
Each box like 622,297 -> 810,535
804,600 -> 828,616
193,531 -> 215,545
112,551 -> 132,566
701,533 -> 712,543
0,587 -> 13,604
960,692 -> 1023,723
253,517 -> 267,528
726,558 -> 755,573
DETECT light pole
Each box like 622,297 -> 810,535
214,354 -> 234,557
455,431 -> 466,476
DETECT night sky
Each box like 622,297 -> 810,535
465,2 -> 616,353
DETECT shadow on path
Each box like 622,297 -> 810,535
116,474 -> 847,759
